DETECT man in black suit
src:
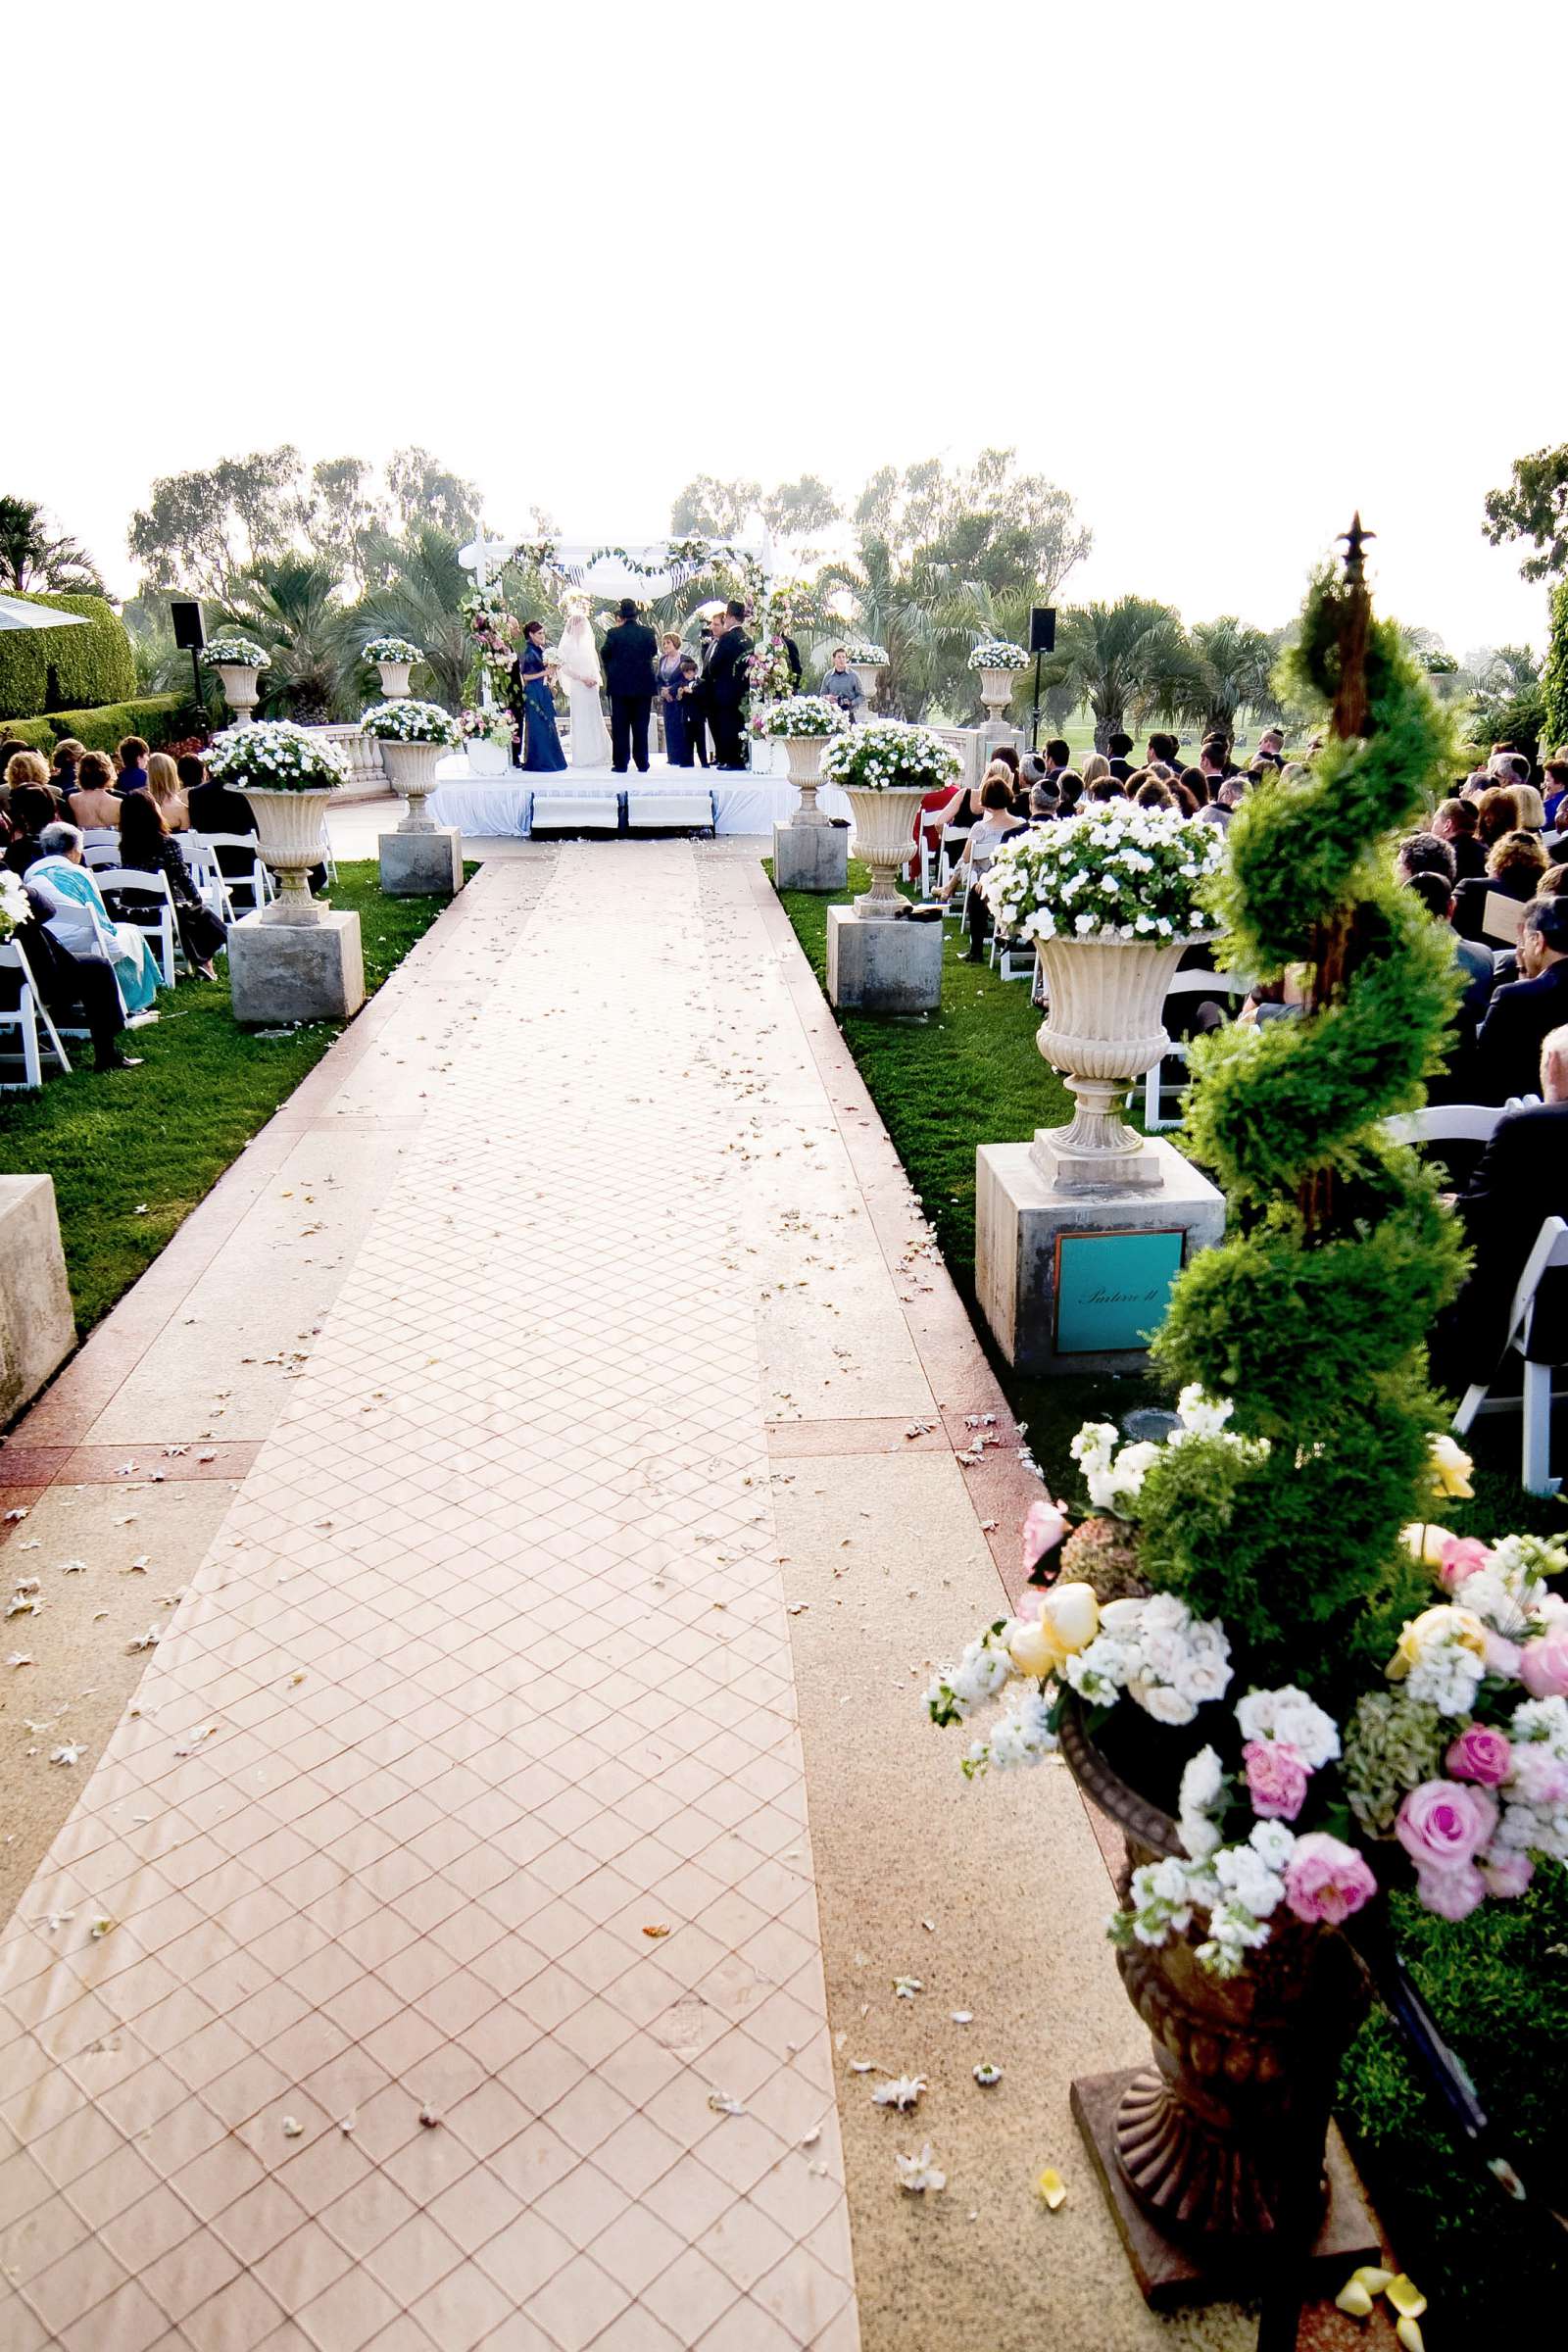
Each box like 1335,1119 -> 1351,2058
1432,1026 -> 1568,1395
599,598 -> 660,773
707,601 -> 753,769
1105,732 -> 1135,784
1475,898 -> 1568,1104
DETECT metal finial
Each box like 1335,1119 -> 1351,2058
1340,513 -> 1376,583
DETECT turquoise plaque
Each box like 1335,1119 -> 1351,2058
1054,1228 -> 1184,1354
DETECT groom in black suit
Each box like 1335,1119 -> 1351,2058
707,600 -> 754,769
600,597 -> 660,773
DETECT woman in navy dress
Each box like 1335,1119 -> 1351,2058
516,621 -> 566,771
658,634 -> 692,767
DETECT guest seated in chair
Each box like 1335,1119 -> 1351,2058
937,773 -> 1026,962
1473,897 -> 1568,1105
63,749 -> 122,831
24,821 -> 161,1017
1451,828 -> 1547,943
1430,1025 -> 1568,1397
8,878 -> 135,1071
183,754 -> 261,880
3,772 -> 59,875
117,788 -> 227,981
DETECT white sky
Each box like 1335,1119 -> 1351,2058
8,0 -> 1564,655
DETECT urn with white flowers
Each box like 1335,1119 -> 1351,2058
201,636 -> 270,726
820,720 -> 962,916
966,638 -> 1028,729
361,700 -> 462,832
206,720 -> 348,923
755,695 -> 850,824
362,636 -> 422,700
981,807 -> 1226,1190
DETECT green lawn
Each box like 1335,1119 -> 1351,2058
0,861 -> 473,1338
774,857 -> 1566,2331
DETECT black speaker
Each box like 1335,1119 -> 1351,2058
170,598 -> 204,651
1029,606 -> 1056,655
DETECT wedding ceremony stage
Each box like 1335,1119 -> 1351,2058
427,753 -> 854,838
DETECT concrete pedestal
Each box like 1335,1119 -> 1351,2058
826,904 -> 943,1013
228,908 -> 366,1026
379,827 -> 463,898
0,1176 -> 74,1423
772,821 -> 848,893
975,1135 -> 1225,1374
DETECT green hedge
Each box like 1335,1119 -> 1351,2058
0,592 -> 137,720
0,694 -> 189,756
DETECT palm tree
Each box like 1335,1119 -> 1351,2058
1183,615 -> 1278,741
816,532 -> 951,719
353,527 -> 482,710
0,496 -> 104,592
1054,597 -> 1197,751
220,556 -> 352,722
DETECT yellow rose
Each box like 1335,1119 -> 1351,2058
1427,1433 -> 1474,1499
1387,1605 -> 1488,1681
1399,1523 -> 1449,1570
1006,1583 -> 1101,1680
1007,1616 -> 1067,1678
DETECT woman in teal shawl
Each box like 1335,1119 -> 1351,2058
26,830 -> 161,1015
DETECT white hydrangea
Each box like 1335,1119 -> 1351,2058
1234,1686 -> 1342,1771
924,1625 -> 1013,1726
1247,1819 -> 1298,1873
1172,1385 -> 1235,1442
984,1689 -> 1058,1772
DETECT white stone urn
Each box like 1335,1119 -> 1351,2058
217,663 -> 262,726
465,738 -> 511,776
378,739 -> 443,833
782,736 -> 834,826
241,786 -> 334,925
850,661 -> 882,711
977,666 -> 1018,729
845,786 -> 927,918
1031,932 -> 1216,1191
373,660 -> 415,700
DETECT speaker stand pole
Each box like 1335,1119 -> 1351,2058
190,646 -> 205,729
1031,651 -> 1043,753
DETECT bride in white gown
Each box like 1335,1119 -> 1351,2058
557,595 -> 611,768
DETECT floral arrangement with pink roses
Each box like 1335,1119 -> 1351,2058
927,1400 -> 1568,1978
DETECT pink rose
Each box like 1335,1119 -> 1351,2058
1519,1624 -> 1568,1700
1395,1779 -> 1498,1872
1243,1740 -> 1310,1821
1021,1497 -> 1069,1575
1283,1834 -> 1379,1926
1414,1862 -> 1488,1921
1479,1847 -> 1535,1899
1439,1537 -> 1492,1591
1445,1724 -> 1512,1787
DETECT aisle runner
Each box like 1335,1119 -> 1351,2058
1,849 -> 858,2352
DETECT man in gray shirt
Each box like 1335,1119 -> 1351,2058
820,647 -> 865,720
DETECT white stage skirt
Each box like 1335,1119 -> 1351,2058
426,756 -> 851,839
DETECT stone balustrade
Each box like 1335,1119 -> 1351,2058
303,723 -> 385,789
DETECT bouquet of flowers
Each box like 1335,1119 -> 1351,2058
0,868 -> 30,941
980,804 -> 1224,943
201,636 -> 270,670
753,695 -> 852,740
205,720 -> 349,793
843,642 -> 887,666
819,718 -> 961,793
966,639 -> 1029,671
359,699 -> 461,746
459,707 -> 514,745
461,584 -> 516,707
363,636 -> 423,666
931,1407 -> 1568,1977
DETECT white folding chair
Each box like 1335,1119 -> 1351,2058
0,940 -> 73,1087
1384,1104 -> 1509,1149
197,834 -> 270,913
80,829 -> 122,872
1141,969 -> 1252,1130
174,832 -> 234,927
1452,1215 -> 1568,1494
937,828 -> 969,918
95,867 -> 178,988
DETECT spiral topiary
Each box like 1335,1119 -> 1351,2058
1135,534 -> 1468,1697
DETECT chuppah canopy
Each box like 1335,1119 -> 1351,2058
459,530 -> 776,602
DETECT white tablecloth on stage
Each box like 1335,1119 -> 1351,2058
426,760 -> 852,838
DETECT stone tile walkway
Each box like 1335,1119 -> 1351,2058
1,844 -> 1260,2352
